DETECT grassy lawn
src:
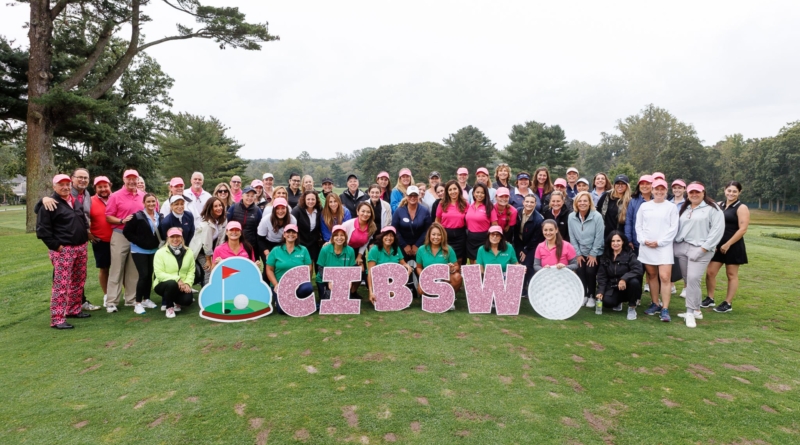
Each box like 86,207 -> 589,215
1,209 -> 799,444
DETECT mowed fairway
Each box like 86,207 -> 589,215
1,208 -> 799,444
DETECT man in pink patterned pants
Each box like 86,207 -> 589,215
36,174 -> 91,329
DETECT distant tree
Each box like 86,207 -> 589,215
608,162 -> 638,184
274,158 -> 304,184
441,126 -> 497,182
329,163 -> 346,187
499,121 -> 576,177
354,146 -> 393,181
157,113 -> 246,184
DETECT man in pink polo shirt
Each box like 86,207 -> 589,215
230,175 -> 243,203
104,169 -> 145,312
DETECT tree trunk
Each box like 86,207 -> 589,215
25,0 -> 56,232
758,197 -> 762,209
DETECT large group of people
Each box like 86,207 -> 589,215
36,165 -> 750,329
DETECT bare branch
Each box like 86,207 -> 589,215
87,0 -> 142,99
59,22 -> 115,91
137,31 -> 209,51
50,0 -> 71,20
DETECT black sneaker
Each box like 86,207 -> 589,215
713,301 -> 732,313
700,297 -> 715,308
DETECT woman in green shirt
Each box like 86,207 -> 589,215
367,226 -> 413,304
476,225 -> 518,274
316,224 -> 357,300
266,224 -> 313,314
415,222 -> 462,306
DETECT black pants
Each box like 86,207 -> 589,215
131,253 -> 155,302
602,278 -> 642,307
576,256 -> 599,298
154,280 -> 194,309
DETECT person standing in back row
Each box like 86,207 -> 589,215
184,172 -> 212,227
105,170 -> 145,313
340,174 -> 368,216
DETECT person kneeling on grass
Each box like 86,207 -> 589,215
595,231 -> 643,320
152,228 -> 196,319
533,219 -> 577,274
265,224 -> 314,314
415,222 -> 462,311
367,226 -> 413,305
316,225 -> 358,301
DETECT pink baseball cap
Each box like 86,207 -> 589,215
331,224 -> 346,235
638,175 -> 653,184
398,168 -> 412,177
488,225 -> 504,235
167,227 -> 183,237
250,179 -> 263,188
652,179 -> 669,189
93,176 -> 110,186
554,178 -> 568,187
672,179 -> 686,188
377,171 -> 390,179
496,187 -> 510,197
284,224 -> 298,232
52,174 -> 71,185
272,197 -> 288,208
476,167 -> 489,176
652,172 -> 666,180
169,177 -> 184,187
686,183 -> 705,193
227,221 -> 242,231
123,169 -> 139,178
457,168 -> 468,175
381,225 -> 396,234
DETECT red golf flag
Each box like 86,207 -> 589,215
222,266 -> 240,279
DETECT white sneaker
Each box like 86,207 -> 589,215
679,288 -> 686,298
627,307 -> 637,320
161,305 -> 166,311
586,298 -> 596,308
82,301 -> 101,311
613,303 -> 623,311
173,304 -> 182,312
102,294 -> 109,307
644,283 -> 650,293
671,284 -> 677,294
106,304 -> 118,313
141,299 -> 157,309
684,312 -> 696,328
165,308 -> 176,319
582,296 -> 589,306
678,310 -> 703,320
448,303 -> 456,311
134,303 -> 146,315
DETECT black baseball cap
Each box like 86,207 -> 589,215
321,177 -> 333,184
517,172 -> 531,180
614,174 -> 630,185
347,174 -> 358,181
429,171 -> 441,179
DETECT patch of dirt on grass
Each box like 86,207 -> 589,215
765,383 -> 792,393
709,337 -> 753,345
561,417 -> 580,428
80,364 -> 102,374
522,373 -> 536,387
332,357 -> 342,368
704,399 -> 717,405
123,339 -> 136,349
334,375 -> 346,381
662,399 -> 679,408
456,332 -> 468,339
416,397 -> 429,405
234,404 -> 246,416
588,341 -> 605,351
186,396 -> 198,402
359,352 -> 394,362
498,375 -> 513,384
455,430 -> 471,437
500,329 -> 523,338
256,429 -> 270,445
564,377 -> 584,392
304,365 -> 319,374
543,376 -> 559,384
249,418 -> 264,429
148,414 -> 166,428
442,389 -> 455,397
233,341 -> 244,350
413,365 -> 427,373
732,376 -> 751,384
104,341 -> 116,348
583,409 -> 611,433
723,364 -> 761,372
377,407 -> 392,419
761,405 -> 778,414
384,433 -> 397,442
716,392 -> 734,401
572,355 -> 585,362
134,398 -> 150,409
410,421 -> 421,432
454,409 -> 494,422
342,405 -> 359,427
299,349 -> 311,356
687,370 -> 708,381
268,333 -> 278,338
73,420 -> 88,428
293,428 -> 310,441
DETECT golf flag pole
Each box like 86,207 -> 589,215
221,265 -> 241,314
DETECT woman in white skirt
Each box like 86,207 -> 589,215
635,179 -> 679,322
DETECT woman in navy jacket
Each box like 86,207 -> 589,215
160,195 -> 195,246
513,195 -> 544,296
391,185 -> 432,263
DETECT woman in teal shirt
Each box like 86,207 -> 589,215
476,225 -> 518,273
266,224 -> 313,314
367,226 -> 413,304
415,222 -> 462,308
316,224 -> 357,300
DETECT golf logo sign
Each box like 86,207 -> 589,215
199,257 -> 273,322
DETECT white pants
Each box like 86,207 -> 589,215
673,242 -> 714,311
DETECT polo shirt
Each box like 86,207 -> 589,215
534,241 -> 577,268
347,219 -> 370,251
213,242 -> 255,263
232,189 -> 243,203
266,244 -> 311,282
476,243 -> 518,272
436,203 -> 466,229
415,244 -> 457,268
90,195 -> 113,242
316,244 -> 357,283
105,187 -> 145,230
367,245 -> 404,266
465,203 -> 491,233
491,205 -> 518,231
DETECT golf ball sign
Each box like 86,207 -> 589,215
197,261 -> 575,322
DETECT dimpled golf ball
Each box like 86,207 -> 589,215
233,294 -> 249,310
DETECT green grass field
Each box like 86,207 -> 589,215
2,207 -> 799,444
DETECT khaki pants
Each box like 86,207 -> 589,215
107,231 -> 138,306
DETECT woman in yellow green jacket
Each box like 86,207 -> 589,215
153,227 -> 196,318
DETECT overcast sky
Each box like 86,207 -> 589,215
3,1 -> 800,160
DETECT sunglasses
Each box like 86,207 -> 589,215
230,180 -> 241,183
217,190 -> 229,194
